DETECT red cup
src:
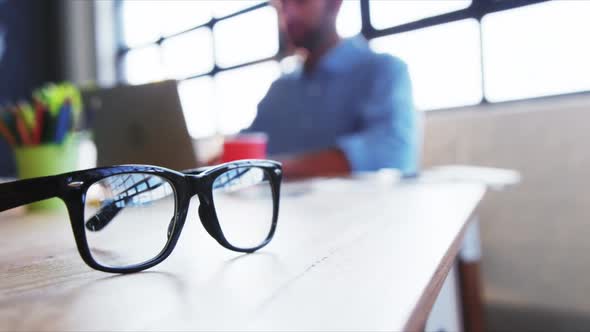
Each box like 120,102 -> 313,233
221,133 -> 268,163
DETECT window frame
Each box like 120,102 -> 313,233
115,0 -> 588,113
114,1 -> 279,83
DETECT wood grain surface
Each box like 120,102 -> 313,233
0,178 -> 485,331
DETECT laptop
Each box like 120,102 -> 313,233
83,80 -> 200,171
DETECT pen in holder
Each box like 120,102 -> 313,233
0,82 -> 83,212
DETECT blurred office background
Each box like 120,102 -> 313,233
1,0 -> 590,330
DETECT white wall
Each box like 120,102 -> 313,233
423,94 -> 590,315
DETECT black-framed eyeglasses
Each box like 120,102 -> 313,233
0,160 -> 282,273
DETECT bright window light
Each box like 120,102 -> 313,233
178,77 -> 217,138
213,0 -> 266,18
214,7 -> 279,68
123,45 -> 164,85
370,0 -> 471,30
482,1 -> 590,102
122,1 -> 163,47
371,19 -> 482,111
214,61 -> 281,134
162,28 -> 214,79
123,1 -> 214,47
337,0 -> 362,38
160,1 -> 213,35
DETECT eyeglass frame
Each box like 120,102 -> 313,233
0,159 -> 283,273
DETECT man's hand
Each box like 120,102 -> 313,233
277,148 -> 351,179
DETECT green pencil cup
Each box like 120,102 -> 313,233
14,135 -> 78,212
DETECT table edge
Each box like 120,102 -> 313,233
403,200 -> 483,331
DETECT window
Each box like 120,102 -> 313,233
123,45 -> 163,85
336,0 -> 362,38
371,19 -> 482,111
214,61 -> 281,134
213,6 -> 279,68
178,77 -> 215,138
162,28 -> 214,79
369,0 -> 471,30
117,0 -> 590,135
213,0 -> 266,18
119,1 -> 278,137
121,1 -> 162,47
178,62 -> 280,138
160,1 -> 213,35
482,0 -> 590,102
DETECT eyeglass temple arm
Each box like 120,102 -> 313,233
0,176 -> 60,212
85,177 -> 167,231
84,199 -> 126,231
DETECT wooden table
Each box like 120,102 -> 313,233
0,177 -> 485,331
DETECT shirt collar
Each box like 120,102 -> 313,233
316,36 -> 369,73
288,36 -> 369,78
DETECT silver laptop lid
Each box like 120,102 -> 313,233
84,80 -> 198,171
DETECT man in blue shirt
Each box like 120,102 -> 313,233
247,0 -> 418,178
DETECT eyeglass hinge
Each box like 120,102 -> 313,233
67,181 -> 84,188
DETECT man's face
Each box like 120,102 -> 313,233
275,0 -> 339,50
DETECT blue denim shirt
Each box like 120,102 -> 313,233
248,37 -> 418,175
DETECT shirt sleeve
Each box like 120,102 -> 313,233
336,55 -> 419,175
242,79 -> 280,134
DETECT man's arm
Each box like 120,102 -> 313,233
279,56 -> 417,179
278,148 -> 350,179
336,55 -> 418,175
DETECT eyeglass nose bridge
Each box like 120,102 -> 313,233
197,195 -> 225,245
185,174 -> 210,202
184,174 -> 224,243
